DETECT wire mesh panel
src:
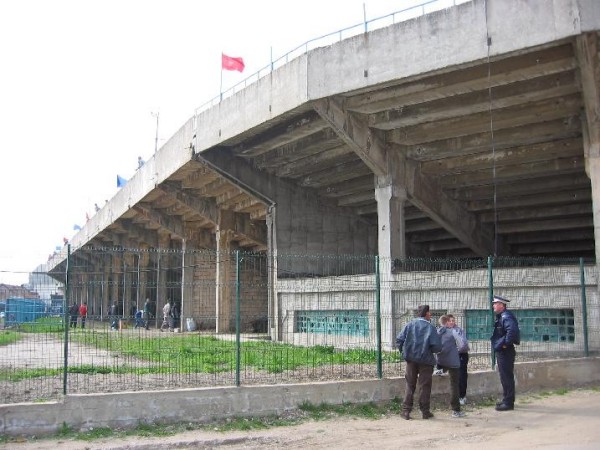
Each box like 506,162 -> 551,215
390,258 -> 492,371
490,257 -> 597,363
242,253 -> 402,385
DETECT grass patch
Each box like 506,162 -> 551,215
0,328 -> 401,381
0,330 -> 21,346
17,317 -> 65,333
67,331 -> 400,375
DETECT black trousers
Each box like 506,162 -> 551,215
459,352 -> 469,398
496,346 -> 516,406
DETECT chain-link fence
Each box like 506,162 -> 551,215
0,249 -> 597,404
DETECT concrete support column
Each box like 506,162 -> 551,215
375,180 -> 407,349
156,233 -> 171,320
588,156 -> 600,267
216,228 -> 234,333
102,263 -> 110,319
216,209 -> 235,333
110,252 -> 121,314
139,248 -> 149,310
123,252 -> 134,318
181,237 -> 197,332
266,206 -> 279,341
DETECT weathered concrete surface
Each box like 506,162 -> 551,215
0,357 -> 598,437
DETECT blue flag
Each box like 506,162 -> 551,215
117,175 -> 128,187
73,224 -> 82,231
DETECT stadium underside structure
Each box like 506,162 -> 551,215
48,0 -> 600,347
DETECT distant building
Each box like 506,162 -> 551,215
28,264 -> 63,300
0,283 -> 39,301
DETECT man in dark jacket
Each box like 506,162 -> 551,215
396,305 -> 442,420
491,295 -> 521,411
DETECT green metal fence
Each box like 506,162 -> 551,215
0,249 -> 596,404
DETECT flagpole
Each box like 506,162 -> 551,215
220,52 -> 223,101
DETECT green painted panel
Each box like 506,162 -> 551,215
296,310 -> 369,337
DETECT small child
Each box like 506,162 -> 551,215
436,314 -> 466,418
447,314 -> 470,405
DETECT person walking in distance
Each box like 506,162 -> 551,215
109,302 -> 118,330
68,303 -> 79,328
79,302 -> 88,329
143,298 -> 152,330
491,295 -> 521,411
160,300 -> 171,331
447,314 -> 470,405
396,305 -> 442,420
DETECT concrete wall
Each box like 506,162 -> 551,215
275,265 -> 599,351
0,357 -> 598,437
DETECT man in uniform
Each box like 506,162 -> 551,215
491,295 -> 521,411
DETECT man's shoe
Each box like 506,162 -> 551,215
422,411 -> 434,419
451,411 -> 466,418
495,403 -> 514,411
459,397 -> 466,406
400,411 -> 411,420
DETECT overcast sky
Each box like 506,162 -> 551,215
0,0 -> 462,285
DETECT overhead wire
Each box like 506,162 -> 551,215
484,0 -> 499,257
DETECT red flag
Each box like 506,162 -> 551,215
221,53 -> 245,72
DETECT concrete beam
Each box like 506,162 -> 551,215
405,158 -> 495,256
480,203 -> 592,223
421,138 -> 583,175
498,217 -> 594,233
439,156 -> 585,189
389,94 -> 582,145
506,229 -> 595,244
158,183 -> 219,227
467,189 -> 591,212
313,97 -> 388,177
232,111 -> 330,158
251,128 -> 341,170
346,44 -> 576,114
370,71 -> 578,129
406,116 -> 581,161
448,174 -> 591,201
576,33 -> 600,159
133,204 -> 184,239
275,144 -> 350,178
117,219 -> 159,248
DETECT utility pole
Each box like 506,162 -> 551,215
151,111 -> 160,153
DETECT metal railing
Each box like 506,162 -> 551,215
194,0 -> 472,114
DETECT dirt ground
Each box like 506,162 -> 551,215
3,388 -> 599,450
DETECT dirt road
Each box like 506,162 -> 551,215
3,388 -> 599,449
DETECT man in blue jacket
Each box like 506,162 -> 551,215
396,305 -> 442,420
491,295 -> 521,411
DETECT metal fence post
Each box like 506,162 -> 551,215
235,250 -> 241,386
488,255 -> 495,369
375,255 -> 382,379
63,244 -> 71,396
580,257 -> 589,357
